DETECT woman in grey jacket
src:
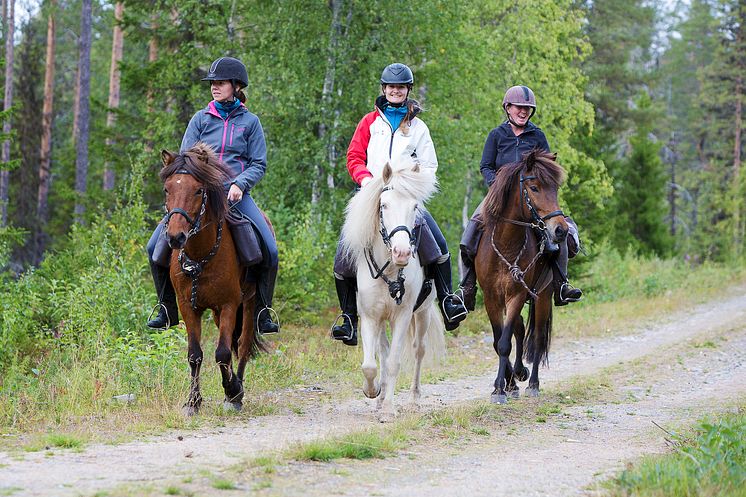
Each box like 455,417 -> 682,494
146,56 -> 279,334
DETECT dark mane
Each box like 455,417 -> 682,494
160,143 -> 231,222
482,149 -> 566,222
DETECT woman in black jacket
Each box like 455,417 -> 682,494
459,85 -> 582,310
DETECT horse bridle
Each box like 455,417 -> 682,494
364,185 -> 418,305
163,168 -> 222,310
164,169 -> 208,237
500,174 -> 564,234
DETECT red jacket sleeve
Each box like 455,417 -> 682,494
346,112 -> 377,185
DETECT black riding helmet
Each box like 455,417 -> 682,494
202,57 -> 249,88
380,63 -> 414,86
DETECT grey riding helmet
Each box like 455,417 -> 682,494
380,63 -> 414,86
503,85 -> 536,119
202,57 -> 249,88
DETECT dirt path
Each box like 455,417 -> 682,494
2,290 -> 746,497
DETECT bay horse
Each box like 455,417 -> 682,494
476,149 -> 568,404
160,143 -> 266,415
341,161 -> 446,422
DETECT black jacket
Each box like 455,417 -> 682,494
479,121 -> 550,187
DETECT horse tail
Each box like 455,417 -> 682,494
231,303 -> 267,358
523,298 -> 552,366
401,302 -> 446,370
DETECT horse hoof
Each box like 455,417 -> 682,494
491,393 -> 508,404
363,383 -> 382,399
525,387 -> 540,398
515,366 -> 529,382
509,388 -> 520,399
222,401 -> 242,412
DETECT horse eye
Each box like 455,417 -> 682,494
529,185 -> 539,193
196,188 -> 204,196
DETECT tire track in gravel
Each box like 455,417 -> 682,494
1,288 -> 745,497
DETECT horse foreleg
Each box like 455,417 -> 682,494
216,304 -> 243,411
360,315 -> 382,400
492,297 -> 525,404
375,326 -> 392,410
511,314 -> 529,394
379,317 -> 410,422
183,313 -> 204,416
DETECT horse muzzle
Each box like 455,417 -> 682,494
168,231 -> 188,250
391,245 -> 412,266
544,219 -> 568,252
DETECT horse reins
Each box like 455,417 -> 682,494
490,173 -> 561,300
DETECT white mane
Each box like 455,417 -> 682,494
341,165 -> 438,264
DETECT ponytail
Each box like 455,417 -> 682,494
234,88 -> 246,103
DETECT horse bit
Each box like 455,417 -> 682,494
164,169 -> 223,310
491,173 -> 564,299
364,185 -> 418,305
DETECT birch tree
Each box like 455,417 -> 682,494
0,0 -> 13,226
103,1 -> 123,191
73,0 -> 91,222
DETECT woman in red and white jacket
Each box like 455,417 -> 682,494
331,63 -> 468,346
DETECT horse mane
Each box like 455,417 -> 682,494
482,149 -> 566,222
341,164 -> 438,264
160,142 -> 231,222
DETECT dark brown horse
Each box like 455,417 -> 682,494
160,143 -> 266,415
475,149 -> 568,404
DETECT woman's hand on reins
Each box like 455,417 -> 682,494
228,184 -> 243,202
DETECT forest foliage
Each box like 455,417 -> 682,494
0,0 -> 744,376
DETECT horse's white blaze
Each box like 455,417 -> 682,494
341,163 -> 445,421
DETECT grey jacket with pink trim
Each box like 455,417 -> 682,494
180,101 -> 267,193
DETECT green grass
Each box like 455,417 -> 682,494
606,410 -> 746,497
210,478 -> 236,490
289,425 -> 411,462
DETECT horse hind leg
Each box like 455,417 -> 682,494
526,295 -> 553,398
215,306 -> 243,411
407,312 -> 429,410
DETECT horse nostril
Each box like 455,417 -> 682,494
169,233 -> 187,249
555,226 -> 567,240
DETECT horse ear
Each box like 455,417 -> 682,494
161,149 -> 176,167
383,162 -> 393,183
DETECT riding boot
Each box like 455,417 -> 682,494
147,262 -> 179,329
458,215 -> 483,312
552,241 -> 582,306
459,256 -> 478,312
331,277 -> 358,346
433,256 -> 468,332
255,265 -> 280,334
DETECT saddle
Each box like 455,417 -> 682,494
151,211 -> 264,269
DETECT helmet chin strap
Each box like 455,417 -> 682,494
504,105 -> 536,128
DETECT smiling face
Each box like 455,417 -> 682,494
383,84 -> 409,105
506,104 -> 532,128
210,80 -> 235,103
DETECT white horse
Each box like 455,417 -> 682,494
341,161 -> 446,422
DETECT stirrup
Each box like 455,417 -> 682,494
330,313 -> 356,341
147,303 -> 173,330
442,293 -> 468,322
255,306 -> 280,334
559,283 -> 582,303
